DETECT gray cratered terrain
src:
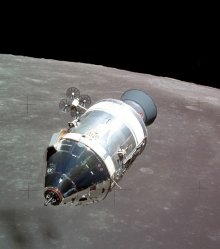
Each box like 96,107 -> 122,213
0,54 -> 219,249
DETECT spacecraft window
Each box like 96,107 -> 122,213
59,139 -> 73,152
71,141 -> 85,158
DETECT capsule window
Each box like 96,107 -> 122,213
58,139 -> 73,152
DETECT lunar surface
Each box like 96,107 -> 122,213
0,54 -> 219,249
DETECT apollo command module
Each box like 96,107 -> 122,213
44,88 -> 157,206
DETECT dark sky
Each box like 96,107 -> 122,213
2,39 -> 218,89
1,8 -> 219,89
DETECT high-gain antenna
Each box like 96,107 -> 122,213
66,87 -> 80,100
59,87 -> 92,119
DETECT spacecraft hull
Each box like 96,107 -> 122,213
44,91 -> 156,206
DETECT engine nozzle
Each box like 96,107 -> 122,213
121,89 -> 157,126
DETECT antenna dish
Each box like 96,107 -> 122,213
66,87 -> 80,100
59,99 -> 71,113
79,95 -> 91,109
59,87 -> 92,119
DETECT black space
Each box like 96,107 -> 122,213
1,11 -> 219,89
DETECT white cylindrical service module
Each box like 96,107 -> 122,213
44,89 -> 157,206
